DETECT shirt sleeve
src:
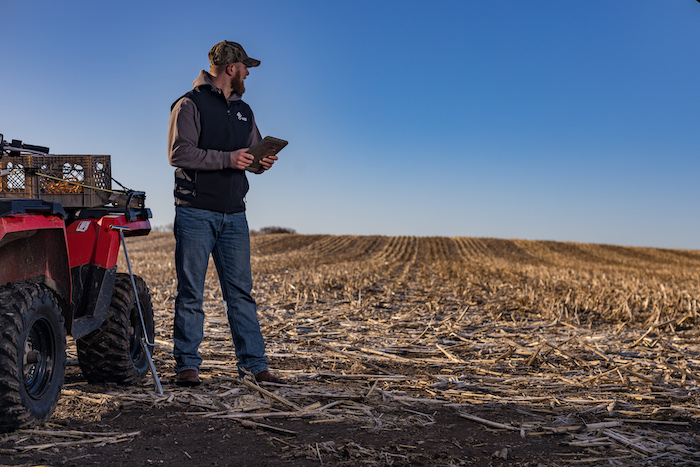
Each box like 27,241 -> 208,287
248,111 -> 263,148
167,97 -> 233,170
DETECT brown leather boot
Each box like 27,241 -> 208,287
176,369 -> 201,386
255,370 -> 286,384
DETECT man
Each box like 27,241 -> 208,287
167,40 -> 282,386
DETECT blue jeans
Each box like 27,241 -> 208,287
173,207 -> 268,376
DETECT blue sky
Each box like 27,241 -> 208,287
1,0 -> 699,249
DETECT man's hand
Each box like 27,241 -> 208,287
259,154 -> 278,171
230,148 -> 254,170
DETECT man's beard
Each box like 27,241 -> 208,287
231,70 -> 245,96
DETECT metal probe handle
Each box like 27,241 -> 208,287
111,225 -> 163,395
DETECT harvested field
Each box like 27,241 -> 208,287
2,233 -> 700,466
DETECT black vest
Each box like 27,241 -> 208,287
172,86 -> 253,213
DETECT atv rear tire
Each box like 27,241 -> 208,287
0,282 -> 66,433
77,274 -> 154,385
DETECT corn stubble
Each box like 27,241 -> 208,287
15,233 -> 698,464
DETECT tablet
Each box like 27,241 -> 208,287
245,136 -> 288,174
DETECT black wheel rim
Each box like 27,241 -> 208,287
23,317 -> 56,399
129,301 -> 144,362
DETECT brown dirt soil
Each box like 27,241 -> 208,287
3,366 -> 590,467
2,233 -> 700,466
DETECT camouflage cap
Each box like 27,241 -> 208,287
208,41 -> 260,67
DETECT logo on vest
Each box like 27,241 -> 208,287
236,112 -> 248,122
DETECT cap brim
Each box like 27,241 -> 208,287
243,58 -> 261,67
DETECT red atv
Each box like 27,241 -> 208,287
0,134 -> 159,432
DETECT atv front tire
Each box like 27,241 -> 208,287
0,281 -> 66,432
77,274 -> 154,385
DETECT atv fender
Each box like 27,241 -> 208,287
65,214 -> 149,339
0,213 -> 72,321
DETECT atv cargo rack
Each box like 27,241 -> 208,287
0,134 -> 141,210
